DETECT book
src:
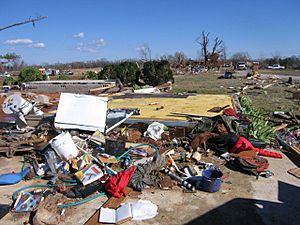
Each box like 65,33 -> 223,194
75,164 -> 103,186
99,203 -> 132,224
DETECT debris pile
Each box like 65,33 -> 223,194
0,88 -> 295,225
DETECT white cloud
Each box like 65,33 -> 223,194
136,47 -> 144,51
29,42 -> 45,48
76,46 -> 98,53
73,32 -> 85,38
76,38 -> 106,53
93,39 -> 106,47
4,38 -> 33,44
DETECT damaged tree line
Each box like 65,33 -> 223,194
2,60 -> 174,87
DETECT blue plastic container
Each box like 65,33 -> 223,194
202,169 -> 223,193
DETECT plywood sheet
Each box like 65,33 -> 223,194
108,95 -> 232,121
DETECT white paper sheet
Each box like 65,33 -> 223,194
116,203 -> 132,222
99,207 -> 116,224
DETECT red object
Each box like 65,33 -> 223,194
230,136 -> 282,159
105,166 -> 137,198
223,107 -> 239,118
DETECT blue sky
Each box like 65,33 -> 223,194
1,0 -> 300,64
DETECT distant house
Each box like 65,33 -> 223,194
39,68 -> 60,76
39,68 -> 46,75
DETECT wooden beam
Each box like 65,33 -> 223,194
0,16 -> 48,31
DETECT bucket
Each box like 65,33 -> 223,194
202,169 -> 223,193
50,132 -> 79,161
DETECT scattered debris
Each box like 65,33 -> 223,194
0,82 -> 296,224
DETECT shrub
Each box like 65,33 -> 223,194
57,74 -> 70,80
3,76 -> 18,85
142,60 -> 173,86
116,62 -> 139,85
98,62 -> 140,85
81,71 -> 98,80
19,67 -> 45,82
98,64 -> 118,80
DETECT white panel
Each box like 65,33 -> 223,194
54,93 -> 107,132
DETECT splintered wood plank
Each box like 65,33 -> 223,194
288,168 -> 300,179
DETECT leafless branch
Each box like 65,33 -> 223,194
196,31 -> 210,65
212,37 -> 223,54
138,44 -> 152,61
0,16 -> 48,31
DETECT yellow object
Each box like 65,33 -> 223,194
108,95 -> 232,121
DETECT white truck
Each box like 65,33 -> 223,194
237,62 -> 247,70
268,64 -> 285,70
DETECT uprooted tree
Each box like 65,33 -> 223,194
196,31 -> 225,69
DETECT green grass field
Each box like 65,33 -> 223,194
173,73 -> 300,114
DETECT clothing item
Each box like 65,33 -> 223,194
223,108 -> 239,118
105,166 -> 137,198
231,136 -> 282,159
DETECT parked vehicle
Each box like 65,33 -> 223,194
237,62 -> 247,70
2,85 -> 11,91
0,72 -> 11,77
267,64 -> 285,70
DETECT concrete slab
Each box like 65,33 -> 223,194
0,152 -> 299,225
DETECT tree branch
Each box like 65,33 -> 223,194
212,37 -> 223,54
0,16 -> 48,31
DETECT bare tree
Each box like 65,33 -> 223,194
196,31 -> 210,66
217,42 -> 227,63
0,16 -> 48,31
212,37 -> 224,55
174,51 -> 186,66
137,44 -> 152,61
230,52 -> 251,64
196,31 -> 225,69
